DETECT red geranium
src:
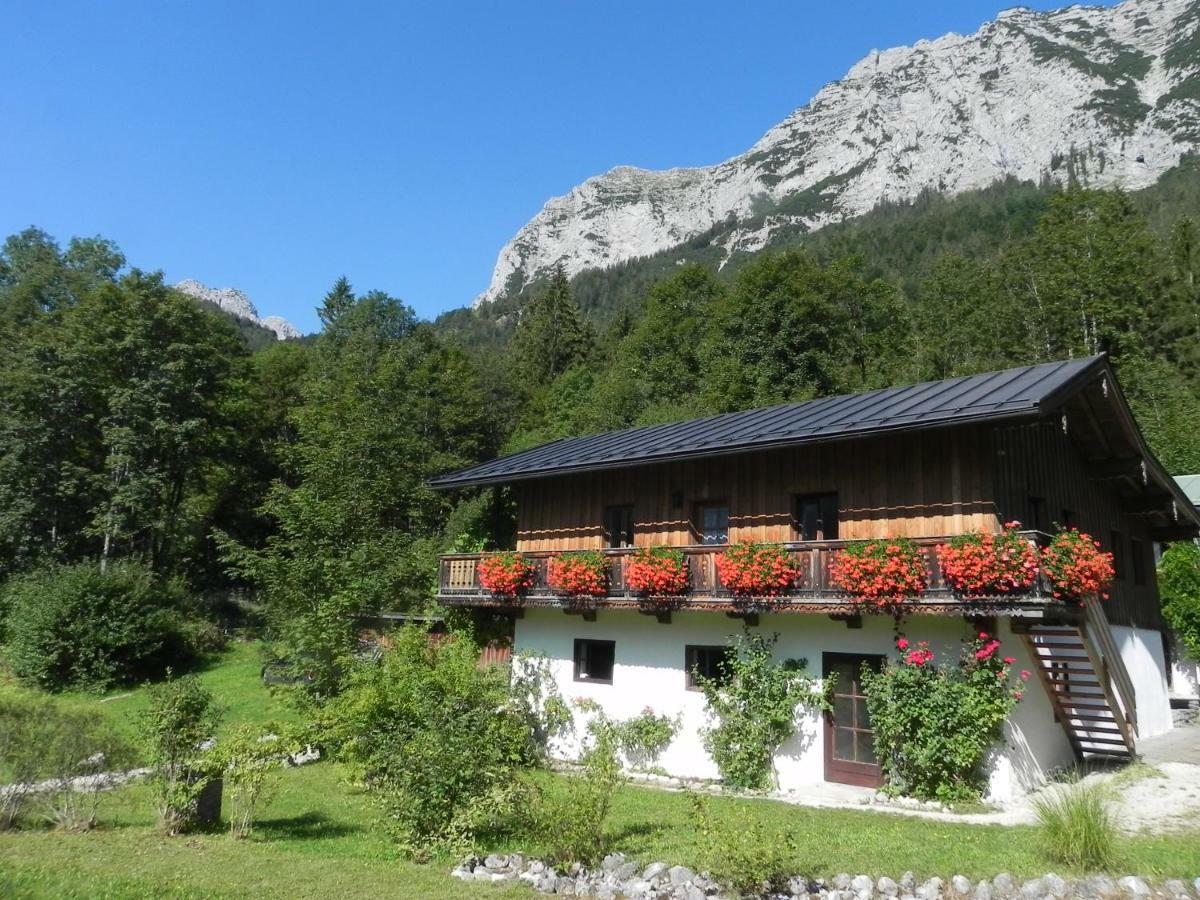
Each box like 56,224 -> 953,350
547,551 -> 609,598
1040,528 -> 1115,602
477,552 -> 536,597
830,538 -> 928,607
625,546 -> 690,596
715,541 -> 801,598
937,521 -> 1039,597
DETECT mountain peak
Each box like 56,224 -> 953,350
475,0 -> 1200,308
174,279 -> 301,340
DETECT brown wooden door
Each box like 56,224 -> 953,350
823,653 -> 884,788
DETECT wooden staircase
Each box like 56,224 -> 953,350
1019,600 -> 1138,763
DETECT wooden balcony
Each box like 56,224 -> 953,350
437,532 -> 1066,617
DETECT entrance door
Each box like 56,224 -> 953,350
823,653 -> 884,787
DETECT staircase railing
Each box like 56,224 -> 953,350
1081,597 -> 1139,738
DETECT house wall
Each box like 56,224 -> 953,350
515,426 -> 1000,550
1170,639 -> 1200,701
1107,625 -> 1173,737
514,608 -> 1076,803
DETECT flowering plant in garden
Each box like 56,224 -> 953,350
714,541 -> 801,598
624,546 -> 690,596
862,631 -> 1029,802
1040,528 -> 1115,602
829,538 -> 928,607
547,551 -> 608,598
477,552 -> 536,597
937,521 -> 1039,597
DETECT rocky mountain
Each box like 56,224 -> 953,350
174,279 -> 301,340
477,0 -> 1200,307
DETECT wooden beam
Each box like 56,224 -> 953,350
1122,495 -> 1174,515
1149,526 -> 1200,541
1083,458 -> 1143,481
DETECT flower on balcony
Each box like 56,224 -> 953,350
547,550 -> 609,598
477,552 -> 536,598
625,546 -> 690,596
1039,528 -> 1115,602
714,541 -> 801,598
936,521 -> 1039,597
829,538 -> 928,607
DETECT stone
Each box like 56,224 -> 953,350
1163,880 -> 1188,898
974,881 -> 992,900
509,853 -> 525,871
623,879 -> 652,897
450,866 -> 472,881
535,874 -> 558,893
602,852 -> 626,872
992,874 -> 1015,896
484,854 -> 509,871
835,874 -> 854,891
529,860 -> 546,875
853,875 -> 875,894
643,862 -> 669,881
1117,877 -> 1150,896
675,885 -> 706,900
952,876 -> 972,895
670,865 -> 697,886
557,877 -> 576,896
919,877 -> 945,900
1018,878 -> 1044,899
1193,879 -> 1200,898
1042,874 -> 1067,898
901,873 -> 918,892
617,861 -> 639,881
595,886 -> 618,900
791,875 -> 813,896
878,877 -> 900,897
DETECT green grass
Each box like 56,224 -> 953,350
1030,780 -> 1118,870
1,644 -> 1198,898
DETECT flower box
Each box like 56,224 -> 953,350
1040,528 -> 1115,602
547,551 -> 609,598
477,552 -> 536,598
624,546 -> 690,597
829,538 -> 928,607
937,521 -> 1039,597
714,541 -> 801,599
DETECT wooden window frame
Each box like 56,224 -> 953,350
573,638 -> 616,685
1110,530 -> 1125,581
793,492 -> 839,541
694,501 -> 731,546
1131,537 -> 1147,586
603,504 -> 635,549
684,644 -> 733,691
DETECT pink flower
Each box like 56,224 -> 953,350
1020,670 -> 1030,681
896,638 -> 910,650
1014,691 -> 1024,701
978,632 -> 989,640
1003,656 -> 1016,665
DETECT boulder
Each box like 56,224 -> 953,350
669,865 -> 697,886
853,875 -> 875,894
992,874 -> 1015,896
877,877 -> 899,897
1116,877 -> 1150,896
952,876 -> 972,896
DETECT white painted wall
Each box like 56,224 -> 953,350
1169,638 -> 1199,702
1110,625 -> 1174,738
513,609 -> 1075,802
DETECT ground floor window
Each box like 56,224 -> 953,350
573,639 -> 615,684
684,644 -> 733,690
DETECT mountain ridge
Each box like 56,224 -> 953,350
476,0 -> 1200,308
174,279 -> 301,340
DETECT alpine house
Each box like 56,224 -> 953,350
431,356 -> 1199,800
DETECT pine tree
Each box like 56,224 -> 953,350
508,264 -> 593,385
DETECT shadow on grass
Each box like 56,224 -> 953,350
605,820 -> 669,854
257,811 -> 364,841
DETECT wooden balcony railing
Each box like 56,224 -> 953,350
437,532 -> 1058,611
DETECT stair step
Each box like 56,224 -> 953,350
1061,712 -> 1118,722
1032,641 -> 1087,649
1073,735 -> 1130,746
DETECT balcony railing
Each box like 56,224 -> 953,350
437,532 -> 1057,611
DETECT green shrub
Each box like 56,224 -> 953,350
509,651 -> 573,763
139,674 -> 223,835
611,706 -> 678,770
1159,541 -> 1200,659
536,722 -> 622,865
689,790 -> 802,897
0,695 -> 53,829
4,561 -> 187,691
1032,779 -> 1117,869
318,626 -> 531,859
696,632 -> 826,791
38,707 -> 133,832
209,722 -> 297,838
862,632 -> 1024,802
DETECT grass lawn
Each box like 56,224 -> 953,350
2,643 -> 1198,898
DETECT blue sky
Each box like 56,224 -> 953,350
2,0 -> 1105,334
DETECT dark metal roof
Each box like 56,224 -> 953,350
430,356 -> 1107,489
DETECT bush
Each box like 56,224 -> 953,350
697,632 -> 825,792
1159,541 -> 1200,659
38,707 -> 133,832
862,632 -> 1026,802
535,722 -> 622,865
139,674 -> 223,835
1032,778 -> 1117,869
688,791 -> 802,898
509,651 -> 573,763
4,561 -> 187,691
209,722 -> 297,838
0,695 -> 53,829
318,625 -> 532,859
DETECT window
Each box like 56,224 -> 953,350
1110,530 -> 1125,580
573,639 -> 615,684
794,493 -> 839,541
1061,509 -> 1074,529
696,503 -> 730,545
685,644 -> 733,691
603,504 -> 635,549
1131,537 -> 1147,586
1028,496 -> 1047,533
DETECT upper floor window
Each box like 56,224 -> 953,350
603,504 -> 635,549
1131,537 -> 1147,586
696,503 -> 730,545
794,493 -> 839,541
1028,496 -> 1047,533
1110,530 -> 1125,580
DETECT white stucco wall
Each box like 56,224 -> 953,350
513,608 -> 1075,802
1169,639 -> 1199,702
1110,625 -> 1174,738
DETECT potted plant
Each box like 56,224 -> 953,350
477,552 -> 536,598
1040,528 -> 1115,602
829,538 -> 928,607
937,520 -> 1039,597
547,551 -> 609,598
625,546 -> 690,597
714,541 -> 801,599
